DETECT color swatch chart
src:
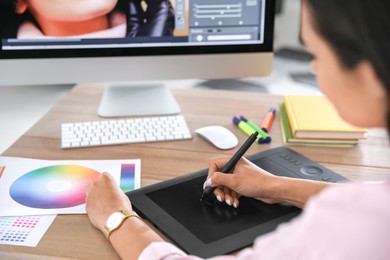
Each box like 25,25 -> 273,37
0,157 -> 140,216
0,215 -> 56,247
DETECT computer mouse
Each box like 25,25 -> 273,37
195,126 -> 238,150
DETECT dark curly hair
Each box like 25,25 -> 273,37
303,0 -> 390,135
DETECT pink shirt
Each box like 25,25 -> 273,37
139,181 -> 390,260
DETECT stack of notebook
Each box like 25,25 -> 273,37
279,95 -> 367,146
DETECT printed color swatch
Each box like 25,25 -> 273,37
0,216 -> 37,243
120,164 -> 135,192
9,165 -> 100,209
0,215 -> 56,247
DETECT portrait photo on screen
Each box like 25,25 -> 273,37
1,0 -> 269,53
0,0 -> 175,39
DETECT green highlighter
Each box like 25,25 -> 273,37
233,116 -> 266,144
239,115 -> 271,143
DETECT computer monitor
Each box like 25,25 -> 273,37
0,0 -> 274,117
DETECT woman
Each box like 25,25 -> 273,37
0,0 -> 174,39
85,0 -> 390,259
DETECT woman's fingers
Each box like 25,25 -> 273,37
213,186 -> 225,202
223,186 -> 233,206
231,190 -> 240,208
212,185 -> 240,208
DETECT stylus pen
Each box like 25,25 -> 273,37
200,131 -> 259,201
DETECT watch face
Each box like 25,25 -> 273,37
105,212 -> 123,229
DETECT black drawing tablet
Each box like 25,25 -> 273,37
127,147 -> 348,258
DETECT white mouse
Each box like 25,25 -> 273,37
195,126 -> 238,150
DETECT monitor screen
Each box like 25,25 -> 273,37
0,0 -> 275,116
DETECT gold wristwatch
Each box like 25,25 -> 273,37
103,210 -> 139,239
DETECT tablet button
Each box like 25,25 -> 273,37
279,153 -> 288,158
300,166 -> 323,175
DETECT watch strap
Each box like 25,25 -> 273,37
103,210 -> 140,239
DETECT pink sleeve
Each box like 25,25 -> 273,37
249,182 -> 390,259
140,183 -> 390,260
138,242 -> 189,260
139,241 -> 238,260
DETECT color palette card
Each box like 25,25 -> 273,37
0,157 -> 140,216
0,215 -> 56,247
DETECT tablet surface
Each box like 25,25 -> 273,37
127,147 -> 348,257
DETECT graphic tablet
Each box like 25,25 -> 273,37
127,147 -> 348,258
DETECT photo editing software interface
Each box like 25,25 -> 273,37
1,0 -> 266,50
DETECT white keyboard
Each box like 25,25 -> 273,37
61,115 -> 192,149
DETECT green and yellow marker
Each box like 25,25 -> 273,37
239,115 -> 271,143
233,116 -> 266,144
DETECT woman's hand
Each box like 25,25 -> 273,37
85,172 -> 132,232
85,173 -> 165,259
204,156 -> 282,208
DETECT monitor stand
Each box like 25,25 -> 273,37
97,83 -> 181,117
197,78 -> 267,92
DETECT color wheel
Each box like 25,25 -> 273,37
9,165 -> 100,209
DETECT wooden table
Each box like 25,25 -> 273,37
1,84 -> 389,259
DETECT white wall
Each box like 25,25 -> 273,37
274,0 -> 302,49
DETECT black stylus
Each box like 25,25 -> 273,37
200,131 -> 259,201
